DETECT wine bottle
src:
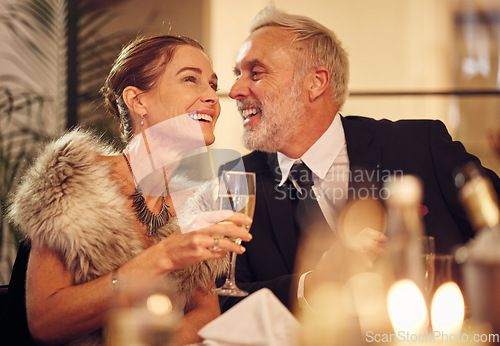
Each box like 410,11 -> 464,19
384,175 -> 426,290
455,162 -> 500,234
455,162 -> 500,333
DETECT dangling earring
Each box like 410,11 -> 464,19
140,112 -> 152,156
138,113 -> 164,190
140,113 -> 148,148
122,111 -> 172,236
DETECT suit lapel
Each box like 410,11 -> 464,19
341,115 -> 383,194
254,116 -> 384,271
342,115 -> 381,169
260,153 -> 298,272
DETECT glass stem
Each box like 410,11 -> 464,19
226,251 -> 238,285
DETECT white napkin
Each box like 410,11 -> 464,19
199,288 -> 300,346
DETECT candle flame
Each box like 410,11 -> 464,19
387,279 -> 429,334
431,282 -> 465,334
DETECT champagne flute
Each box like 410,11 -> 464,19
433,254 -> 453,289
420,236 -> 436,299
212,171 -> 256,297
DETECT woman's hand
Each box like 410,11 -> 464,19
24,213 -> 251,344
120,212 -> 252,284
159,212 -> 252,271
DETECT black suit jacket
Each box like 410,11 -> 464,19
218,115 -> 500,311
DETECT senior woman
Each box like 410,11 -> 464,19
7,35 -> 251,345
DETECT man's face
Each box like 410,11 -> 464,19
229,26 -> 306,153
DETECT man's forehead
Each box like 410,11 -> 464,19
235,27 -> 294,68
235,39 -> 253,66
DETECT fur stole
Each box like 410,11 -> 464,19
8,129 -> 228,344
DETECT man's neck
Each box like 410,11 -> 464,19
279,111 -> 338,159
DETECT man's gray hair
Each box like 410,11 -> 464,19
250,4 -> 349,107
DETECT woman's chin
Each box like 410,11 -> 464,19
200,126 -> 215,144
203,133 -> 215,146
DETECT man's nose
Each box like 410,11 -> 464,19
228,77 -> 248,100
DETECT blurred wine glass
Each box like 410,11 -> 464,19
107,280 -> 181,346
420,236 -> 436,298
433,254 -> 453,289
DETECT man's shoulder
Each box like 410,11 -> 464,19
342,115 -> 445,135
242,150 -> 273,161
242,151 -> 277,172
220,151 -> 276,173
342,114 -> 438,127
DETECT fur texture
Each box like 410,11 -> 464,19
8,129 -> 228,345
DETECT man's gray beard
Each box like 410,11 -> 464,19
243,81 -> 304,153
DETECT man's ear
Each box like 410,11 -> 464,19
308,66 -> 330,101
123,86 -> 147,116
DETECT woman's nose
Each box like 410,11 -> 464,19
202,86 -> 219,105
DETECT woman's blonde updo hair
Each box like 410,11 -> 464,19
100,35 -> 203,143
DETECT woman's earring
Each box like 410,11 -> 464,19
140,114 -> 145,128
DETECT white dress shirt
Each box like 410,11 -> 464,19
277,113 -> 350,231
277,114 -> 350,309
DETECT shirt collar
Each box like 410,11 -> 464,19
277,113 -> 346,186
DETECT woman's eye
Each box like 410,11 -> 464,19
184,76 -> 197,83
210,83 -> 219,91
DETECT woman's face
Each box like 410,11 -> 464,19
141,45 -> 221,145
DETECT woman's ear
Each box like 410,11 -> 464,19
308,66 -> 330,101
123,86 -> 147,116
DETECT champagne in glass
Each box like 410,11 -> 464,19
218,194 -> 256,242
212,171 -> 256,297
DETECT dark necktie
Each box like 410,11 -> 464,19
289,162 -> 326,231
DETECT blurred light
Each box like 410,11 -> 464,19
387,279 -> 429,335
146,293 -> 173,315
347,273 -> 388,333
431,282 -> 465,334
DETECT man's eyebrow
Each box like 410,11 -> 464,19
233,59 -> 264,76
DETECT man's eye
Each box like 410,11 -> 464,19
210,83 -> 219,91
251,70 -> 263,80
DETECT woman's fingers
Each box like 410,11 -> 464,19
161,233 -> 239,270
206,222 -> 252,242
181,211 -> 251,234
193,212 -> 252,242
223,212 -> 253,228
209,236 -> 246,254
158,215 -> 253,271
182,228 -> 248,256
